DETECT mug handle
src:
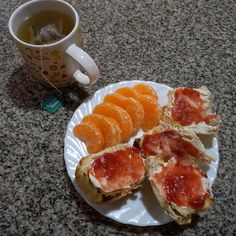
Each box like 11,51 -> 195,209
66,44 -> 99,85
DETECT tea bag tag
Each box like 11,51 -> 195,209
41,94 -> 64,113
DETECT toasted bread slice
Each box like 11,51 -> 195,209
145,156 -> 213,225
134,122 -> 213,164
163,86 -> 220,136
75,144 -> 146,204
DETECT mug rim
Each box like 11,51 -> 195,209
8,0 -> 79,48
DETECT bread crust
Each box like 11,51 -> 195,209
75,144 -> 145,204
163,86 -> 220,136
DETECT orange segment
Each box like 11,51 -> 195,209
104,93 -> 144,133
73,122 -> 104,153
115,87 -> 139,99
133,83 -> 158,101
137,95 -> 163,131
93,102 -> 133,142
82,114 -> 122,148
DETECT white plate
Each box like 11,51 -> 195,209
64,80 -> 219,226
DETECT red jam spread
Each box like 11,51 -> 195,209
89,147 -> 145,192
141,129 -> 199,158
151,160 -> 209,208
172,88 -> 219,126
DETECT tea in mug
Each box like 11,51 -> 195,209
17,10 -> 75,45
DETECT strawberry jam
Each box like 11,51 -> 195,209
89,147 -> 145,192
141,129 -> 199,158
172,88 -> 219,126
151,159 -> 209,208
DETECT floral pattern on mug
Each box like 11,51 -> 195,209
18,45 -> 74,87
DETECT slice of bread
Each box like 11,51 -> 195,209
75,144 -> 146,204
145,156 -> 213,225
134,122 -> 213,224
163,86 -> 220,136
134,122 -> 213,164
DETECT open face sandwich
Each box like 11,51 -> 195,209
134,122 -> 213,224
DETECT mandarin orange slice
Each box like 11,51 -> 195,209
73,122 -> 104,153
104,93 -> 144,133
133,83 -> 158,101
92,102 -> 134,142
137,95 -> 163,131
82,114 -> 122,148
115,87 -> 138,99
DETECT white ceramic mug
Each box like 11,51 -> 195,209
9,0 -> 99,88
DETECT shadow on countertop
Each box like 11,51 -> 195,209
6,66 -> 90,112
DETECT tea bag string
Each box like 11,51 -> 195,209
39,46 -> 63,95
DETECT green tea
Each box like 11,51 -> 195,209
17,10 -> 75,45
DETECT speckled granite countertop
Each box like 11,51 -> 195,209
1,0 -> 235,235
